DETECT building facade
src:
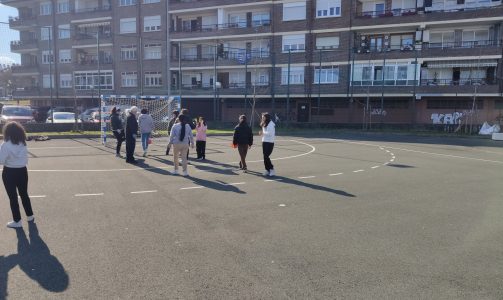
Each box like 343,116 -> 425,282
4,0 -> 503,125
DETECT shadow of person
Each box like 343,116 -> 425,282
136,160 -> 172,176
0,254 -> 18,300
261,175 -> 355,197
16,223 -> 69,293
188,177 -> 246,194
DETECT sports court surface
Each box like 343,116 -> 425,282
1,134 -> 502,299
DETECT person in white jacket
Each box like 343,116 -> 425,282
259,112 -> 276,176
0,122 -> 34,228
138,108 -> 155,157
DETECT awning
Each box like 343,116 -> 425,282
426,59 -> 498,68
78,21 -> 110,28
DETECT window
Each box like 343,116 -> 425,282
42,50 -> 54,64
252,12 -> 271,27
281,66 -> 305,84
42,74 -> 54,88
57,0 -> 70,13
58,24 -> 70,39
282,34 -> 305,52
144,16 -> 161,32
59,49 -> 72,63
74,71 -> 114,90
316,36 -> 339,49
121,45 -> 137,60
390,34 -> 414,50
228,14 -> 247,28
316,0 -> 342,17
120,0 -> 136,6
429,31 -> 455,48
462,29 -> 489,47
314,67 -> 339,83
144,44 -> 162,60
145,72 -> 162,87
121,72 -> 138,87
352,63 -> 418,86
120,18 -> 137,33
41,26 -> 52,40
60,74 -> 72,88
143,0 -> 160,3
283,1 -> 306,21
40,2 -> 52,15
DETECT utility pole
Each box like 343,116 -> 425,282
286,49 -> 291,126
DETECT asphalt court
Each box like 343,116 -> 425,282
1,135 -> 503,299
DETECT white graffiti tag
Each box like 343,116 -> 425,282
431,112 -> 463,124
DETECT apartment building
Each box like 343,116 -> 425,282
4,0 -> 169,108
168,0 -> 503,124
5,0 -> 503,125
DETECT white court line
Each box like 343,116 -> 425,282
225,182 -> 246,186
180,186 -> 205,190
20,195 -> 46,198
353,170 -> 364,173
371,166 -> 380,169
264,179 -> 284,182
75,193 -> 104,197
384,146 -> 503,165
329,173 -> 343,176
383,162 -> 390,165
131,190 -> 157,194
298,176 -> 316,179
390,153 -> 394,156
390,159 -> 395,162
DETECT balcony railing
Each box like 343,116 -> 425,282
425,1 -> 501,13
10,39 -> 38,50
11,64 -> 39,72
180,82 -> 269,90
420,78 -> 495,86
356,7 -> 418,18
74,5 -> 111,14
424,40 -> 501,49
75,32 -> 112,40
176,50 -> 270,62
9,15 -> 36,26
172,20 -> 271,33
76,55 -> 113,65
351,80 -> 419,86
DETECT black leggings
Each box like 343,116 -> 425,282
196,141 -> 206,159
262,142 -> 274,171
2,167 -> 33,222
113,130 -> 125,154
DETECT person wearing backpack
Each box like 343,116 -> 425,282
232,115 -> 253,172
168,114 -> 194,176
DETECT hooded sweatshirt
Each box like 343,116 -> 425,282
0,141 -> 28,168
138,113 -> 155,134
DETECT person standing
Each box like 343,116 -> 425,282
232,115 -> 253,172
166,110 -> 179,155
0,122 -> 34,228
180,109 -> 196,160
168,115 -> 194,176
110,107 -> 125,157
125,106 -> 139,164
260,112 -> 276,176
138,108 -> 155,157
195,117 -> 207,160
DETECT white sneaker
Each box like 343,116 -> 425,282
27,215 -> 35,222
143,151 -> 147,157
269,169 -> 276,177
263,170 -> 270,176
172,170 -> 179,175
115,153 -> 121,158
182,171 -> 189,177
7,221 -> 22,228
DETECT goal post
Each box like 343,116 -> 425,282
100,95 -> 181,145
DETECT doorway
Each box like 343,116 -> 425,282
297,103 -> 310,122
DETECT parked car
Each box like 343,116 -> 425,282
0,105 -> 34,124
80,107 -> 99,122
47,112 -> 81,124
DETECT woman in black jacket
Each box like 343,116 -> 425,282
110,107 -> 124,157
232,115 -> 253,171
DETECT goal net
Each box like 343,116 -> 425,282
100,95 -> 181,144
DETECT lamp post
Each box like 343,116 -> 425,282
214,81 -> 221,121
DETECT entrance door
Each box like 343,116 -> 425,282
217,72 -> 229,89
297,103 -> 310,122
452,67 -> 460,85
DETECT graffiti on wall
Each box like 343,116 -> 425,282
431,112 -> 464,124
371,109 -> 387,116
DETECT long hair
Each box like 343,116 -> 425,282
3,121 -> 27,146
111,107 -> 117,115
238,115 -> 247,126
197,117 -> 206,127
179,114 -> 187,141
260,112 -> 271,128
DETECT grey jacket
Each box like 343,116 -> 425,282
138,114 -> 154,134
169,123 -> 194,145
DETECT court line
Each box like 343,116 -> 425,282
180,186 -> 205,190
131,190 -> 158,194
353,170 -> 364,173
371,166 -> 380,169
224,182 -> 246,186
329,173 -> 344,176
264,179 -> 284,182
298,176 -> 316,179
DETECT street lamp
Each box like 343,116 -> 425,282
214,81 -> 221,121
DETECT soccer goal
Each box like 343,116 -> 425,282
100,95 -> 181,144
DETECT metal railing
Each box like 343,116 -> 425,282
356,8 -> 418,18
424,40 -> 501,49
171,20 -> 271,33
420,78 -> 495,86
74,5 -> 112,14
425,2 -> 502,13
351,80 -> 419,86
76,55 -> 113,65
176,50 -> 270,62
75,32 -> 112,40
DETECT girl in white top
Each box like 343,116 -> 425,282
0,121 -> 34,228
259,112 -> 276,176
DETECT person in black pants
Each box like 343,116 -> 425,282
110,107 -> 125,157
125,106 -> 139,164
0,121 -> 34,228
232,115 -> 253,171
259,112 -> 276,176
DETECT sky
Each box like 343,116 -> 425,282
0,4 -> 20,63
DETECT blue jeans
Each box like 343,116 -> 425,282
141,132 -> 151,151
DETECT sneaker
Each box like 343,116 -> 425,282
239,162 -> 243,169
27,215 -> 35,222
182,171 -> 189,177
172,170 -> 179,175
115,153 -> 121,158
7,221 -> 22,228
242,167 -> 248,173
269,169 -> 276,177
263,170 -> 270,176
143,152 -> 147,157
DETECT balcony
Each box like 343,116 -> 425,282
169,0 -> 263,11
170,21 -> 271,40
174,50 -> 270,68
13,86 -> 40,98
8,15 -> 36,28
73,4 -> 112,19
356,7 -> 419,18
75,54 -> 113,67
10,39 -> 38,52
11,63 -> 39,74
418,77 -> 500,94
73,32 -> 113,47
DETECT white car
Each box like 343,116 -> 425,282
47,112 -> 81,124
